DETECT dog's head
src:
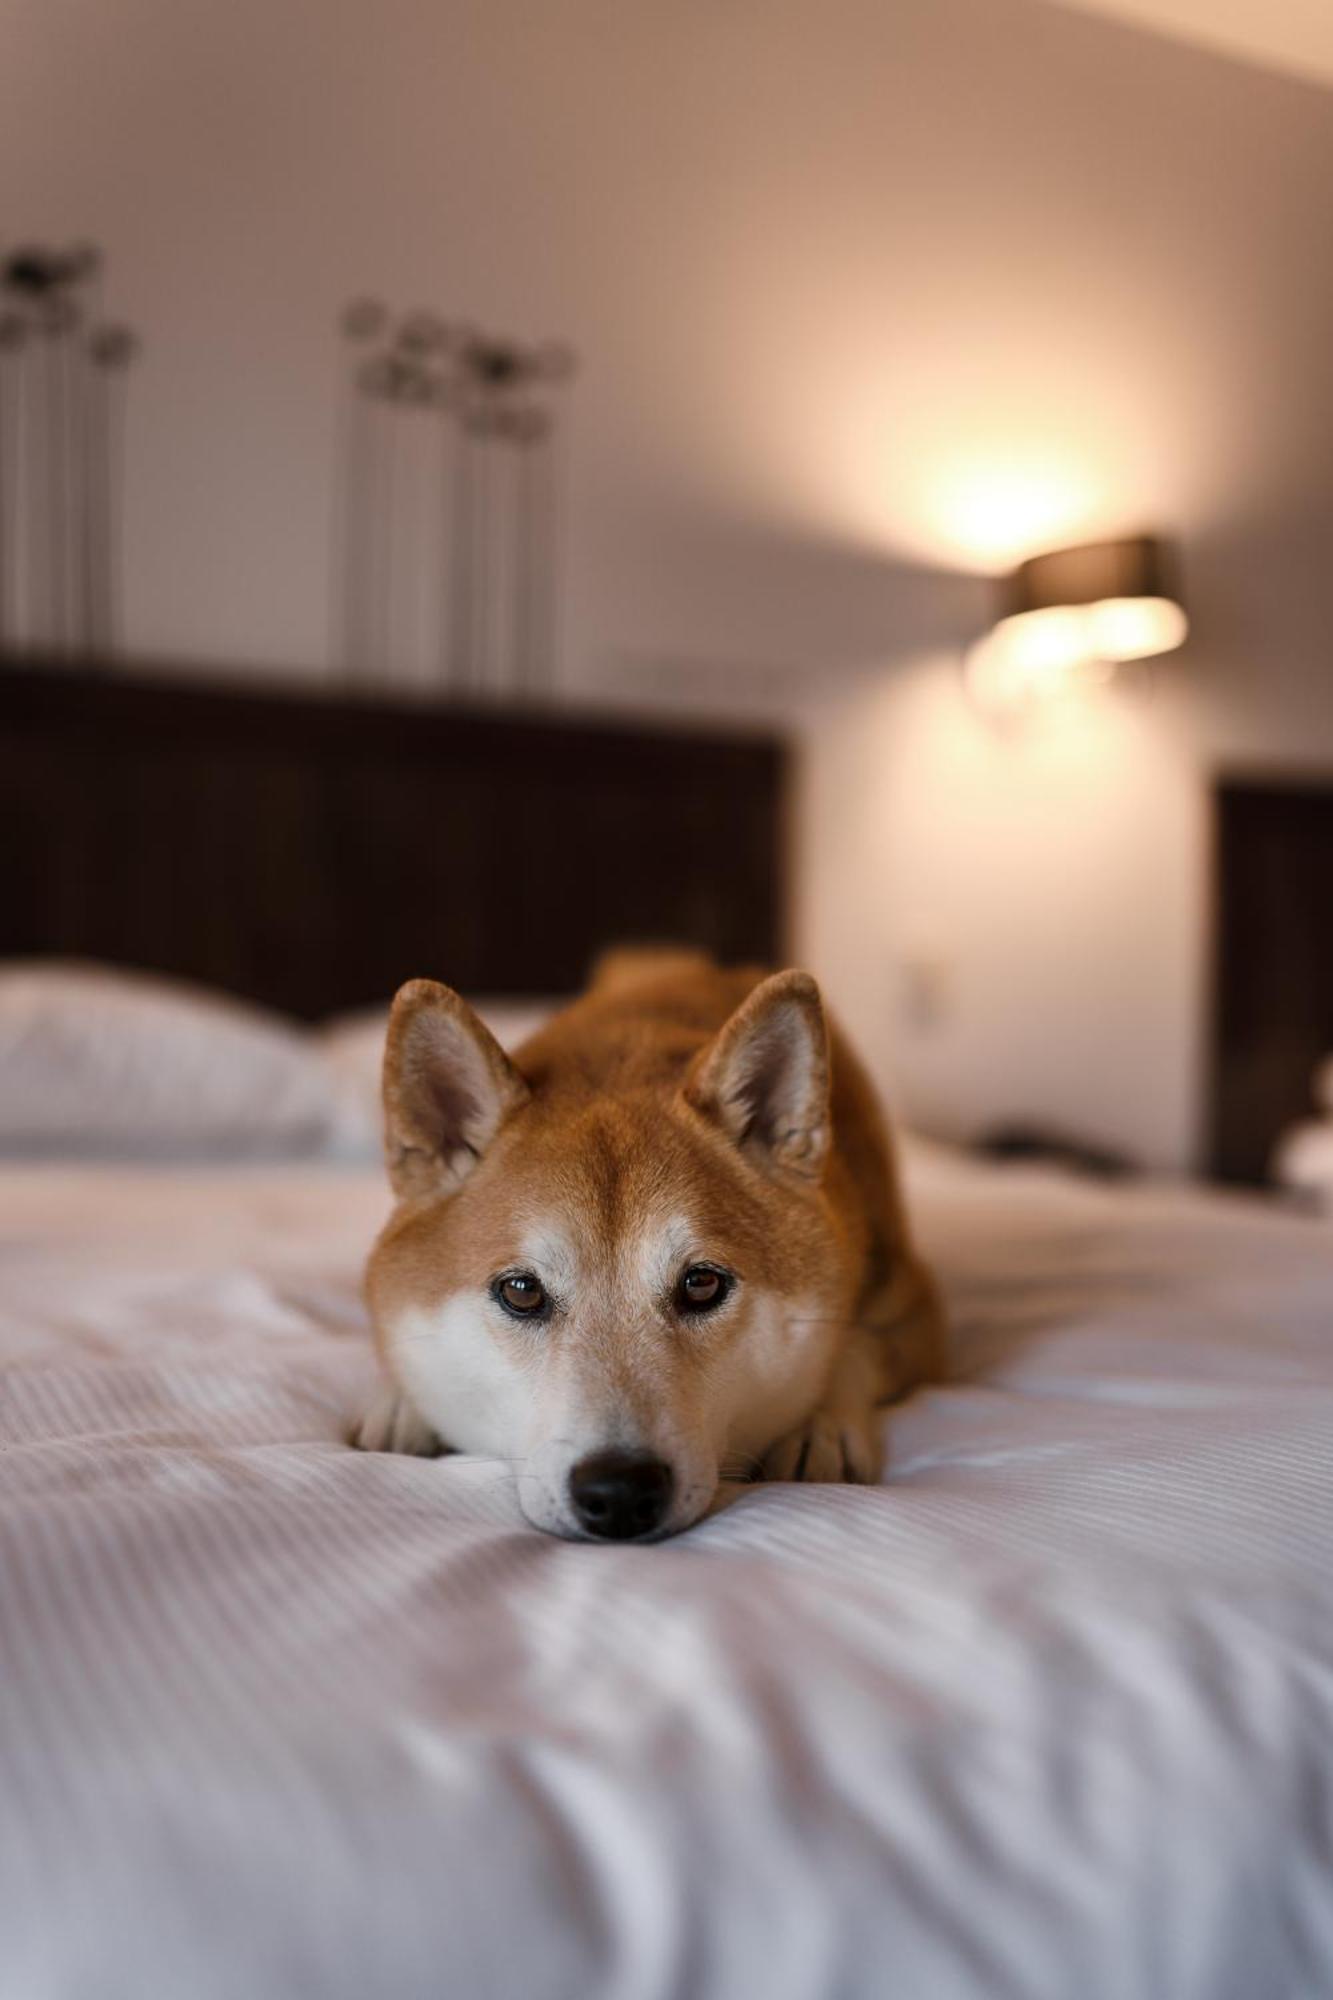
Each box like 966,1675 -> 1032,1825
366,972 -> 851,1539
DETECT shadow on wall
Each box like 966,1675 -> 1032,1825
577,511 -> 995,718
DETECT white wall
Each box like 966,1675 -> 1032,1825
5,0 -> 1333,1167
796,661 -> 1207,1165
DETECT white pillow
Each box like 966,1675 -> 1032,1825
319,996 -> 561,1159
1271,1118 -> 1333,1213
0,962 -> 340,1158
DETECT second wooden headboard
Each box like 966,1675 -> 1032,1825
1210,776 -> 1333,1184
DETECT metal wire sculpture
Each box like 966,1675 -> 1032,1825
0,243 -> 139,658
334,301 -> 574,696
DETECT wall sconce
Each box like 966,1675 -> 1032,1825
965,534 -> 1187,720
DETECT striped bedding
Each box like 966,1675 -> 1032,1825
2,1148 -> 1332,2000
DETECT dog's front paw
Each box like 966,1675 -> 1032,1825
351,1385 -> 448,1458
761,1406 -> 881,1486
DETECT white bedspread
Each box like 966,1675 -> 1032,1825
2,1150 -> 1332,2000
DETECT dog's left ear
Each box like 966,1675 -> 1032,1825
684,970 -> 831,1181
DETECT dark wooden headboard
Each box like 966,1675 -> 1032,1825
0,659 -> 789,1017
1210,776 -> 1333,1184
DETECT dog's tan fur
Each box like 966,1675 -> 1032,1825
356,952 -> 945,1538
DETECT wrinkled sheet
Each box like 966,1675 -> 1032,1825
1,1150 -> 1331,2000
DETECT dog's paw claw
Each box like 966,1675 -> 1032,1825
761,1409 -> 880,1486
351,1387 -> 447,1458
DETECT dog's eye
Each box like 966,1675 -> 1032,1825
676,1264 -> 730,1314
494,1273 -> 548,1318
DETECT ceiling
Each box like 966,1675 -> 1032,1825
1040,0 -> 1333,91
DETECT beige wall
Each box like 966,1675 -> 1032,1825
5,0 -> 1333,1165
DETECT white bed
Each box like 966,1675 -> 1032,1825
3,1142 -> 1332,2000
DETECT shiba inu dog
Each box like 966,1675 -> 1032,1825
354,952 -> 945,1540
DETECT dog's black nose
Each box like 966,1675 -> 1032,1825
567,1451 -> 674,1540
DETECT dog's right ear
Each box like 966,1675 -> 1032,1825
382,979 -> 530,1200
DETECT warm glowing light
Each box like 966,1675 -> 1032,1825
964,620 -> 1091,721
922,460 -> 1105,569
967,600 -> 1187,721
1085,596 -> 1188,661
991,606 -> 1091,675
981,595 -> 1188,689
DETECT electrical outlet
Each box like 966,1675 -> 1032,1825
898,951 -> 953,1034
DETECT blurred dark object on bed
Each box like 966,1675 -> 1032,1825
0,657 -> 788,1018
975,1123 -> 1138,1179
1211,779 -> 1333,1186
